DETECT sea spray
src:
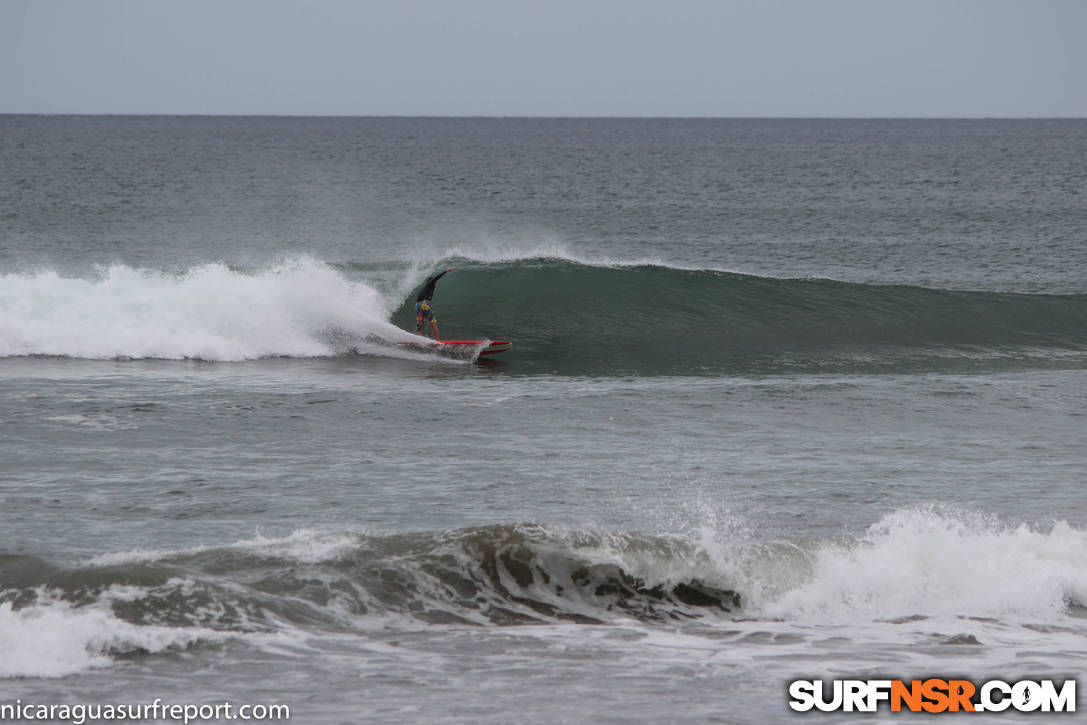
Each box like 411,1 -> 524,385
0,258 -> 402,360
755,507 -> 1087,621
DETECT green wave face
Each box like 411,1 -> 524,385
394,259 -> 1087,376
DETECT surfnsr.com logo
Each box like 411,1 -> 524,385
789,679 -> 1076,713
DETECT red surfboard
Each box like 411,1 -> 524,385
398,339 -> 512,357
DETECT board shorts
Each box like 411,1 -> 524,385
415,300 -> 436,330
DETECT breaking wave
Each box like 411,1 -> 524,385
2,254 -> 1085,374
3,510 -> 1087,677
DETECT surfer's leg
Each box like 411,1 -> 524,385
417,301 -> 436,336
428,306 -> 439,340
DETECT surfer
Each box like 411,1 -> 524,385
415,267 -> 453,339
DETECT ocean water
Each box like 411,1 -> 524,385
1,116 -> 1086,723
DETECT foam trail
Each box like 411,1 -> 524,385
0,258 -> 407,361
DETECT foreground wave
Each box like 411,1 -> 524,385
2,256 -> 1085,375
3,510 -> 1086,677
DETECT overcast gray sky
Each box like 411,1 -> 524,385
2,0 -> 1085,116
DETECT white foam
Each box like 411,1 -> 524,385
751,507 -> 1087,622
222,529 -> 364,564
0,258 -> 408,361
85,528 -> 363,568
0,599 -> 228,678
